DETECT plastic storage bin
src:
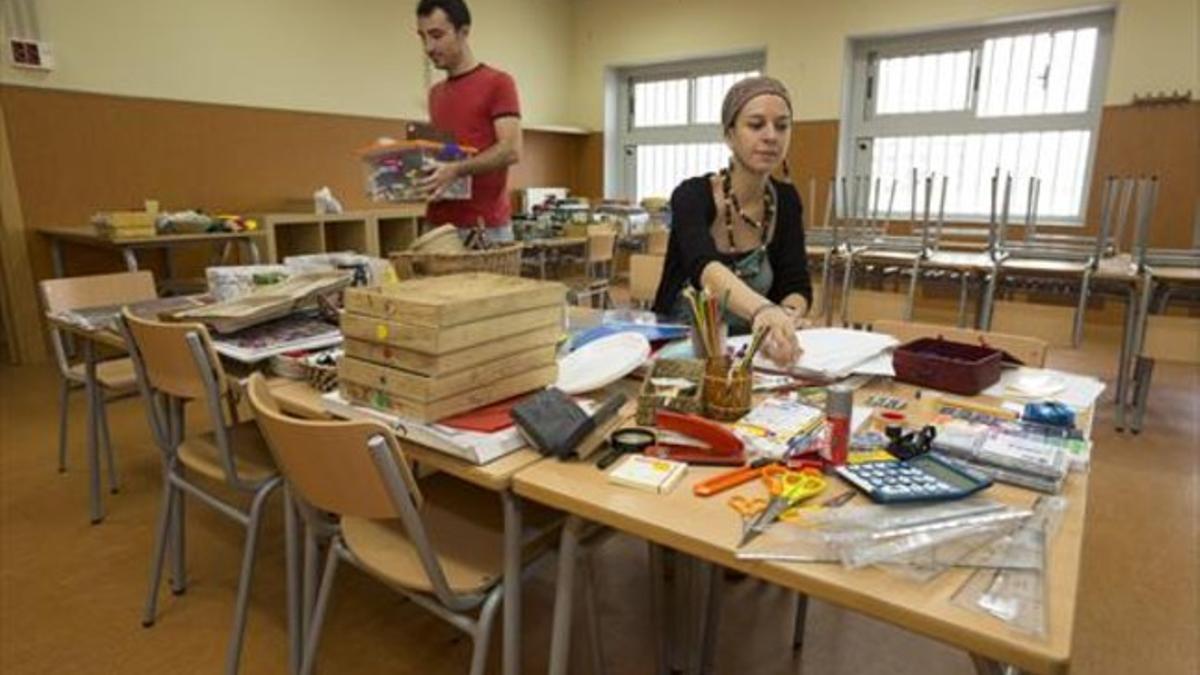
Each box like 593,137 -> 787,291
360,139 -> 475,202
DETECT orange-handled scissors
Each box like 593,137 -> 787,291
738,466 -> 826,548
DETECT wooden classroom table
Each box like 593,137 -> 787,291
40,226 -> 266,285
516,381 -> 1092,675
1122,262 -> 1200,430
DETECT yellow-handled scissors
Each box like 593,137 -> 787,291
737,466 -> 826,548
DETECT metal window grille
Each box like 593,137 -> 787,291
843,11 -> 1112,224
618,55 -> 764,203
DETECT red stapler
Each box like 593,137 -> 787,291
645,410 -> 745,466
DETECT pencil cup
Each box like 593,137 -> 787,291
689,323 -> 728,359
702,356 -> 751,422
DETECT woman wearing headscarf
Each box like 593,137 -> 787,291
652,76 -> 812,366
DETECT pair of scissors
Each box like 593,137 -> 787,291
737,466 -> 826,548
727,495 -> 767,522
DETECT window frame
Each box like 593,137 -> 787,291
839,10 -> 1114,225
616,52 -> 766,200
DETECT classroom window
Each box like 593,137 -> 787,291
618,54 -> 764,203
842,10 -> 1112,223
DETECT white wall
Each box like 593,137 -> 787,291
569,0 -> 1199,127
1,1 -> 1193,130
0,0 -> 575,126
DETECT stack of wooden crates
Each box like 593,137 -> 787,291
338,273 -> 566,422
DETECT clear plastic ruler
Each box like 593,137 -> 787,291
950,497 -> 1065,636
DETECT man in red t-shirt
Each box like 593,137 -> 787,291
416,0 -> 522,240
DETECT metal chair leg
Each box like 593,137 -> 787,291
839,253 -> 856,326
820,250 -> 836,326
57,380 -> 71,473
1130,357 -> 1155,434
980,269 -> 999,330
468,587 -> 505,675
904,258 -> 921,321
224,481 -> 280,675
98,398 -> 119,494
169,478 -> 188,595
1072,269 -> 1093,348
142,476 -> 176,627
1115,286 -> 1137,431
300,542 -> 342,675
284,487 -> 302,675
303,525 -> 319,638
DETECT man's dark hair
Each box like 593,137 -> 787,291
417,0 -> 471,29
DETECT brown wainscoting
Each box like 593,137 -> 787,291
1089,102 -> 1198,250
0,84 -> 592,284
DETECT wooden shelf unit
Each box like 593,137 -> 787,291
258,205 -> 425,261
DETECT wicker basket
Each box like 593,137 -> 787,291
303,359 -> 339,393
390,243 -> 523,279
637,358 -> 706,425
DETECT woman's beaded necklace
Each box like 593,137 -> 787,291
719,166 -> 774,252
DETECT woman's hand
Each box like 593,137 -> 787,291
781,304 -> 811,330
752,305 -> 802,368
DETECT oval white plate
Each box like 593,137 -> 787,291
556,332 -> 651,395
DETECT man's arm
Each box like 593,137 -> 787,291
420,116 -> 522,200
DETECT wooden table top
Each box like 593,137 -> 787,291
923,251 -> 999,270
1148,265 -> 1200,283
39,226 -> 266,246
514,381 -> 1090,675
999,258 -> 1091,275
45,315 -> 127,350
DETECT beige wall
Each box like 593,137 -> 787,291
0,0 -> 575,126
569,0 -> 1199,126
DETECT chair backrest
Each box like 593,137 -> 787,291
872,318 -> 1048,367
40,270 -> 157,314
245,374 -> 422,519
247,375 -> 477,606
39,271 -> 157,375
121,309 -> 229,401
629,254 -> 664,306
646,227 -> 669,255
586,231 -> 617,265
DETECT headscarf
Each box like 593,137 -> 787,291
721,76 -> 793,130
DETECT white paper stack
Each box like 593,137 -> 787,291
321,391 -> 524,465
734,328 -> 899,379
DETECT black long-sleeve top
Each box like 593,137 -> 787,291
652,175 -> 813,316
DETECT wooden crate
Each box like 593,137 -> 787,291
340,305 -> 563,354
343,272 -> 566,327
342,324 -> 562,377
338,346 -> 557,403
339,364 -> 558,422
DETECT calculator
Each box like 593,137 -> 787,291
835,452 -> 993,503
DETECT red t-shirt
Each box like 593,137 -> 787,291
427,64 -> 520,227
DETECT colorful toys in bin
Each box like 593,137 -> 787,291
360,138 -> 477,202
